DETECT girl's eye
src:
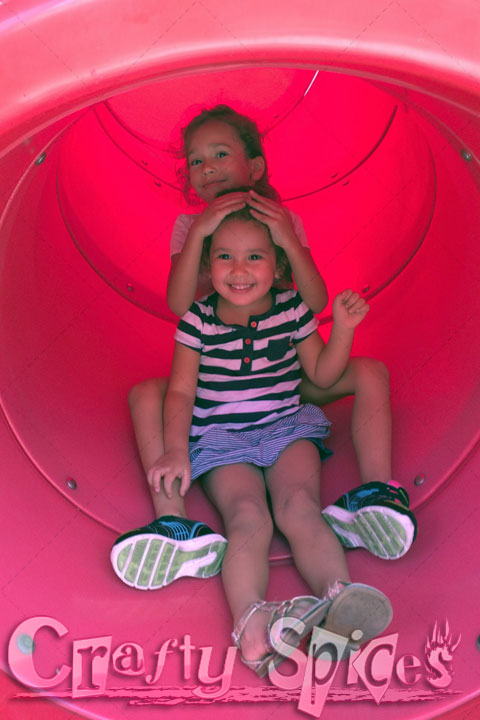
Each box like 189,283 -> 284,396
190,158 -> 201,166
216,151 -> 228,158
249,254 -> 262,261
217,253 -> 231,260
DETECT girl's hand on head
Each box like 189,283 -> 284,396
332,289 -> 370,329
246,190 -> 299,249
191,191 -> 249,238
147,449 -> 191,498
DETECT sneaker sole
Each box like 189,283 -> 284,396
322,504 -> 415,559
110,533 -> 227,589
322,583 -> 393,646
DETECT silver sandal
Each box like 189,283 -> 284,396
232,594 -> 331,677
322,580 -> 393,650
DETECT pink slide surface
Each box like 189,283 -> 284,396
1,1 -> 479,718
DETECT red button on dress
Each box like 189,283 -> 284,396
250,321 -> 257,328
244,357 -> 250,363
245,338 -> 252,345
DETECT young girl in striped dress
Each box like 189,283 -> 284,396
131,202 -> 393,676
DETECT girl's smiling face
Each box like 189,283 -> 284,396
209,218 -> 278,316
187,121 -> 265,203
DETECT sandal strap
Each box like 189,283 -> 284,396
231,600 -> 281,649
232,594 -> 332,677
326,580 -> 350,600
267,595 -> 330,647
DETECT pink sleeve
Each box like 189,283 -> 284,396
170,214 -> 197,257
288,210 -> 310,249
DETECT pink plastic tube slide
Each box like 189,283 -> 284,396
1,1 -> 479,719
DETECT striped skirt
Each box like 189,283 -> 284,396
189,403 -> 332,481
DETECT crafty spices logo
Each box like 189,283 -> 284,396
8,616 -> 462,717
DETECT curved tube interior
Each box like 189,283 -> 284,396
1,63 -> 480,720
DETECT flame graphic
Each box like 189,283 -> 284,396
424,620 -> 461,689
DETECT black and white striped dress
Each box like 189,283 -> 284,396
174,288 -> 332,480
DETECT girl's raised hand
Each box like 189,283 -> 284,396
333,289 -> 370,329
246,189 -> 298,248
191,191 -> 249,238
147,449 -> 191,498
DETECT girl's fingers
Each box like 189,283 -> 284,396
148,469 -> 161,493
338,289 -> 352,303
216,200 -> 246,214
163,474 -> 174,499
348,301 -> 364,313
210,195 -> 247,212
247,202 -> 276,219
248,207 -> 271,222
248,189 -> 270,201
150,469 -> 190,498
350,301 -> 369,315
179,472 -> 191,497
336,290 -> 368,311
247,191 -> 278,214
249,207 -> 284,228
218,192 -> 249,205
344,292 -> 361,309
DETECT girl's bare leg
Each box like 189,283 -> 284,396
300,357 -> 392,484
128,378 -> 187,518
202,463 -> 274,662
265,440 -> 350,596
265,440 -> 393,644
111,382 -> 229,590
300,360 -> 416,559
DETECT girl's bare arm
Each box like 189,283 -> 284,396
281,244 -> 328,314
296,290 -> 369,388
167,192 -> 249,315
246,190 -> 328,313
167,229 -> 208,315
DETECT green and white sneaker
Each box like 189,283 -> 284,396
322,482 -> 417,560
111,516 -> 227,589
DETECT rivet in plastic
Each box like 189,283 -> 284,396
343,180 -> 350,186
414,473 -> 425,486
461,149 -> 473,162
361,284 -> 371,294
35,152 -> 47,165
17,634 -> 35,655
126,283 -> 134,292
477,635 -> 480,651
66,477 -> 77,490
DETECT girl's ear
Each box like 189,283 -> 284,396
249,156 -> 266,182
274,252 -> 293,285
274,260 -> 286,282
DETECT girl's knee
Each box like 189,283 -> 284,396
128,377 -> 168,410
273,487 -> 320,536
226,497 -> 273,542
